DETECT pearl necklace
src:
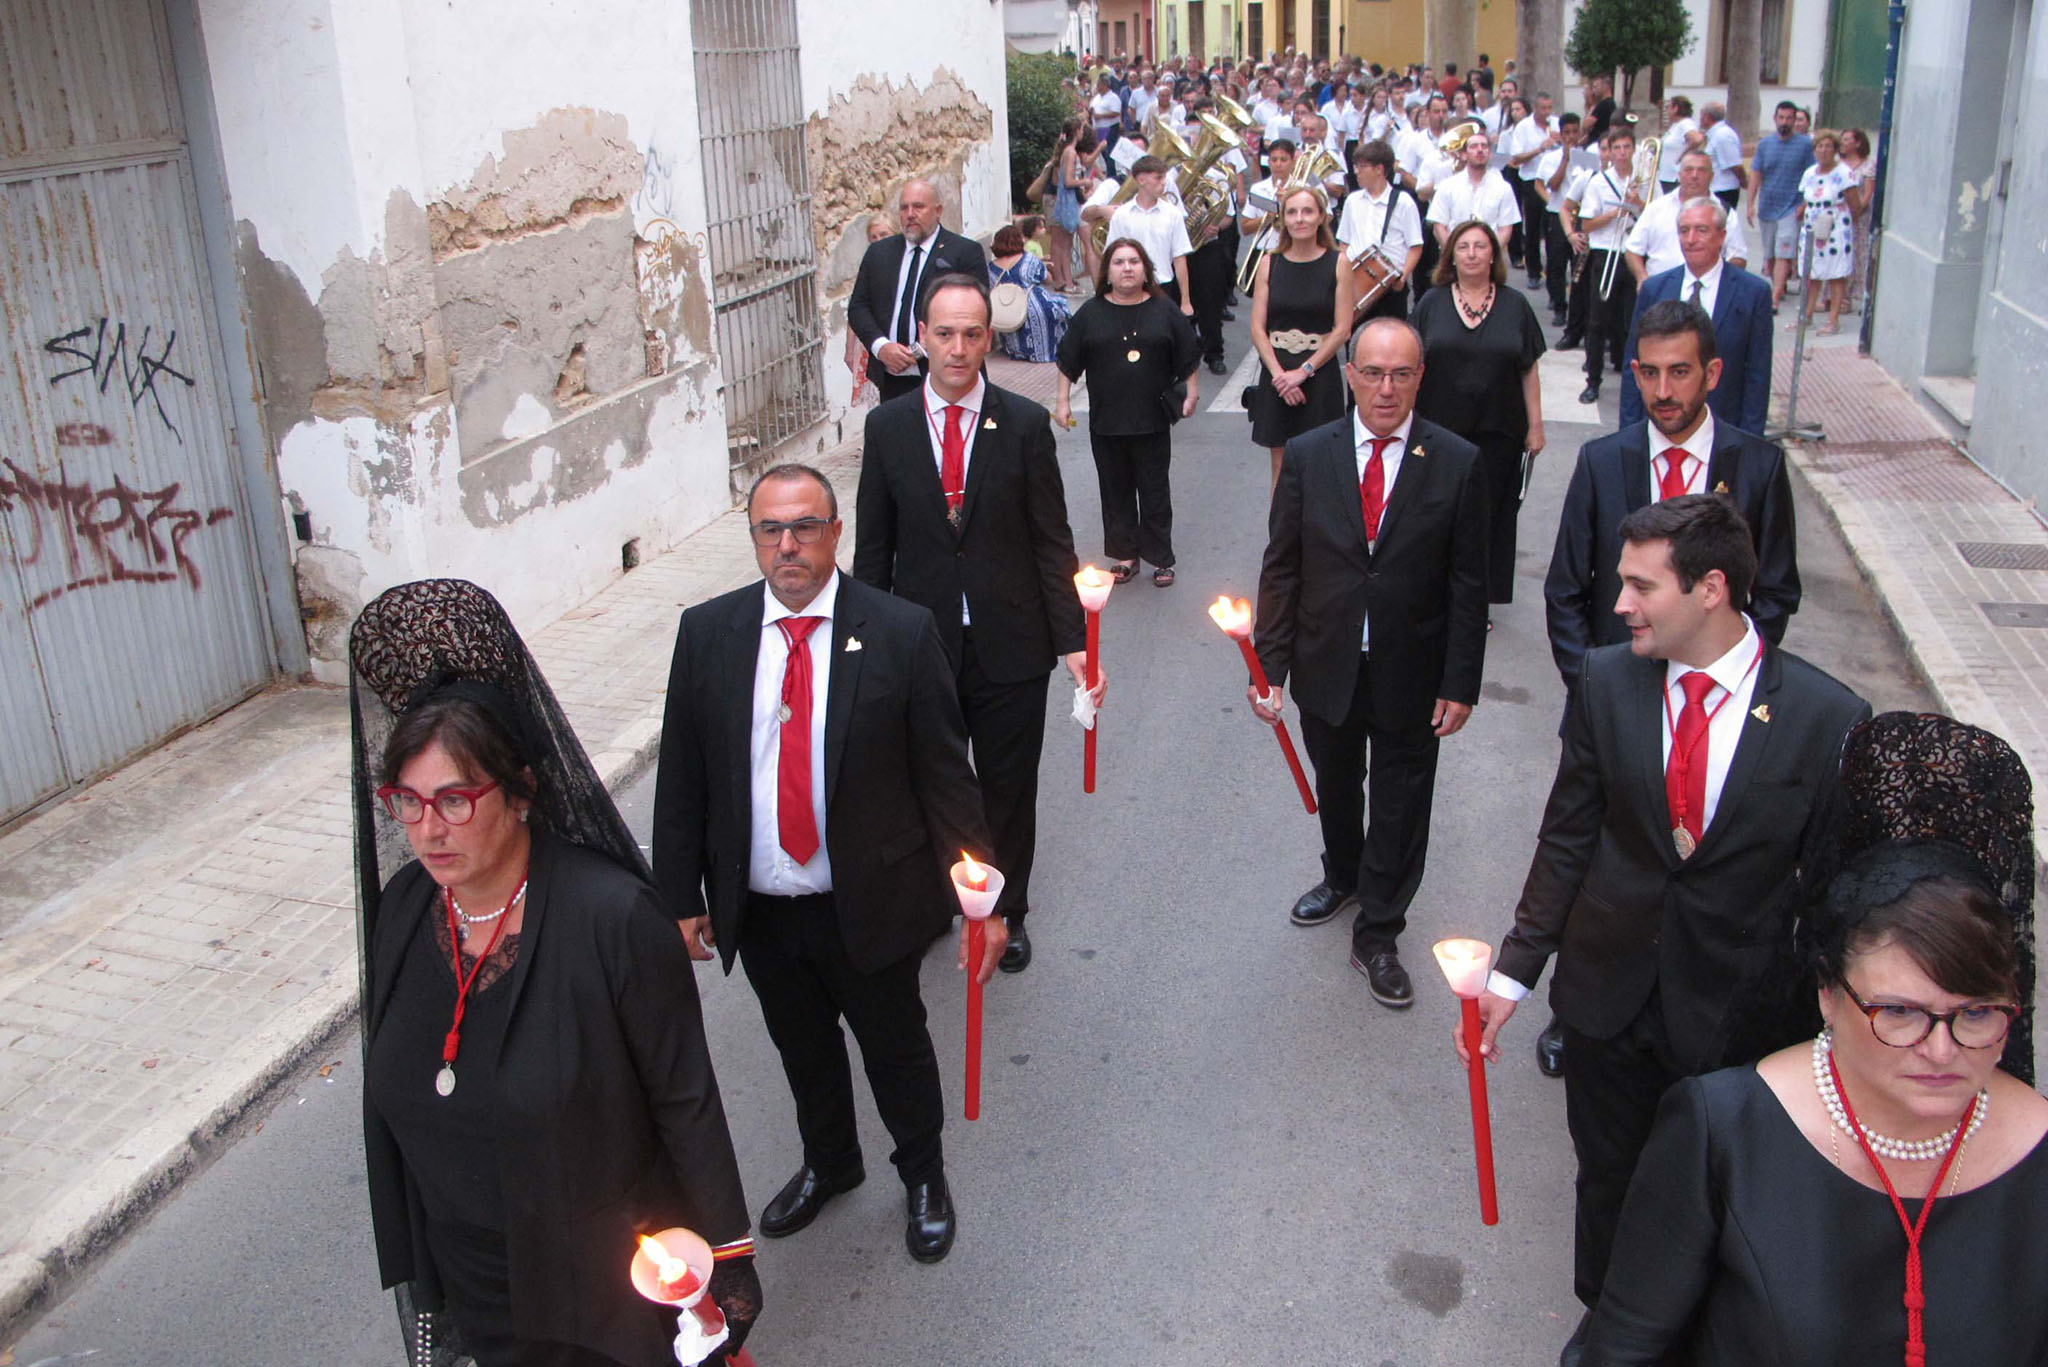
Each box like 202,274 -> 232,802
449,876 -> 527,943
1811,1029 -> 1987,1162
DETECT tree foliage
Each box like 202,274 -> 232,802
1008,50 -> 1076,210
1566,0 -> 1694,106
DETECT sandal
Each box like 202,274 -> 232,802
1152,566 -> 1176,588
1109,560 -> 1139,584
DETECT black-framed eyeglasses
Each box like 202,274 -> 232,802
375,781 -> 499,826
1841,980 -> 2019,1050
749,518 -> 833,547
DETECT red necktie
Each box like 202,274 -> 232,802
1360,437 -> 1394,542
941,405 -> 967,517
775,616 -> 823,865
1664,670 -> 1718,850
1658,450 -> 1690,501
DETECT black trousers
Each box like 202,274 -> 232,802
876,368 -> 923,405
1543,214 -> 1575,314
1298,655 -> 1443,957
1476,433 -> 1526,604
739,891 -> 944,1187
1219,219 -> 1241,301
958,630 -> 1052,922
1714,187 -> 1741,214
1562,997 -> 1687,1308
1582,252 -> 1635,386
1188,237 -> 1230,362
1516,179 -> 1544,277
1091,429 -> 1175,567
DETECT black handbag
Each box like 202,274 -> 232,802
1159,381 -> 1188,426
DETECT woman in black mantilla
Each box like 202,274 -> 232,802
350,579 -> 759,1367
1586,713 -> 2048,1366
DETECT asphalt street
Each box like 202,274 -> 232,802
8,280 -> 1935,1367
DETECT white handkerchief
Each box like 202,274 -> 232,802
671,1311 -> 730,1365
1071,685 -> 1099,731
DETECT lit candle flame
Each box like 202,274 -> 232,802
1431,937 -> 1495,998
959,850 -> 990,891
637,1234 -> 700,1297
1207,595 -> 1253,638
1075,565 -> 1113,590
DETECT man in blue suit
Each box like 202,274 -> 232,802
1617,199 -> 1771,435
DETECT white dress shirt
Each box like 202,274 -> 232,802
749,571 -> 839,895
1090,90 -> 1124,132
1426,167 -> 1522,232
1336,184 -> 1423,259
1486,612 -> 1764,1004
1623,190 -> 1751,275
923,376 -> 984,625
1353,409 -> 1415,651
1648,408 -> 1716,497
1106,197 -> 1194,281
1705,122 -> 1744,192
873,233 -> 939,370
1577,168 -> 1634,251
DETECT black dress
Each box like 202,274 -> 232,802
1251,250 -> 1346,447
1585,1068 -> 2048,1366
1412,283 -> 1546,604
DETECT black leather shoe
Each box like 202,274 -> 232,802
1551,310 -> 1568,328
759,1164 -> 862,1237
1537,1016 -> 1567,1078
1578,383 -> 1600,405
1352,949 -> 1414,1008
1207,356 -> 1228,375
999,918 -> 1031,973
1221,308 -> 1236,321
1556,333 -> 1582,351
905,1177 -> 955,1262
1289,882 -> 1354,926
1559,1309 -> 1591,1365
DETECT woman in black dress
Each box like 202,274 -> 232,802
351,580 -> 758,1367
1250,184 -> 1354,488
1586,714 -> 2048,1366
1055,237 -> 1200,586
1411,220 -> 1546,614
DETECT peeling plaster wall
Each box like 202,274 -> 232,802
797,0 -> 1011,423
196,0 -> 729,679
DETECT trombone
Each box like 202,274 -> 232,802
1597,135 -> 1660,301
1235,143 -> 1343,295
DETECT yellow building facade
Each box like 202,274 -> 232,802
1156,0 -> 1516,71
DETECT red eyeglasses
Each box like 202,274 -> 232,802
375,781 -> 500,826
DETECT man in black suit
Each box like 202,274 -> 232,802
846,180 -> 989,405
854,273 -> 1103,976
1533,301 -> 1800,1078
653,463 -> 1001,1265
1468,495 -> 1868,1361
1251,317 -> 1489,1007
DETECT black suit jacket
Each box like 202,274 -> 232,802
1497,643 -> 1870,1073
853,383 -> 1086,684
847,227 -> 990,364
1544,419 -> 1800,691
364,833 -> 749,1364
1254,415 -> 1489,732
651,575 -> 990,975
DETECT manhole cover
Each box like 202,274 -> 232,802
1980,602 -> 2048,629
1957,542 -> 2048,571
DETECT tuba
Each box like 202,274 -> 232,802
1438,118 -> 1485,158
1176,113 -> 1245,246
1235,144 -> 1343,294
1212,92 -> 1256,136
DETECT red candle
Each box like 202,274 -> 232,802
1461,997 -> 1500,1225
952,853 -> 999,1122
1075,566 -> 1113,794
1207,595 -> 1318,815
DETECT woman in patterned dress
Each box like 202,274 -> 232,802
987,224 -> 1071,364
1793,130 -> 1858,336
1838,128 -> 1878,312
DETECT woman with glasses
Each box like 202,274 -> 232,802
1584,713 -> 2048,1366
351,579 -> 759,1366
1410,219 -> 1545,622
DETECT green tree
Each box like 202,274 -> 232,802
1007,51 -> 1076,211
1565,0 -> 1693,109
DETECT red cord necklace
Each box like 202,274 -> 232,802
434,876 -> 522,1097
1828,1051 -> 1979,1367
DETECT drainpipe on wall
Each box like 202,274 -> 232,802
1859,0 -> 1906,355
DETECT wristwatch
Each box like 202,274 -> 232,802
1301,359 -> 1317,377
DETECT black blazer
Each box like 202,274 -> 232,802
847,228 -> 990,358
1496,643 -> 1870,1073
1544,419 -> 1801,692
1254,414 -> 1489,732
852,384 -> 1087,684
364,833 -> 749,1365
651,575 -> 990,975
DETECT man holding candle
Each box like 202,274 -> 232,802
1464,495 -> 1867,1363
653,463 -> 1000,1265
1250,316 -> 1489,1008
855,273 -> 1106,977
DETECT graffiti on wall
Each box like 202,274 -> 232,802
42,318 -> 198,442
0,459 -> 234,613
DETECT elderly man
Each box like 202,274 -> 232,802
1250,318 -> 1488,1008
1424,128 -> 1522,247
1625,150 -> 1751,281
1699,102 -> 1744,213
846,180 -> 987,405
1620,200 -> 1774,434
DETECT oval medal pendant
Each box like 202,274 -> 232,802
777,703 -> 793,724
1126,348 -> 1142,363
1672,826 -> 1696,859
436,1065 -> 457,1097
